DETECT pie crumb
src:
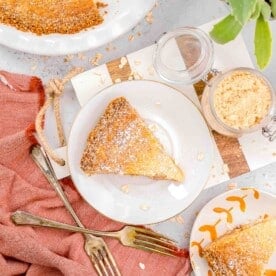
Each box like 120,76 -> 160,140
119,57 -> 128,68
90,53 -> 103,66
145,11 -> 154,24
128,34 -> 135,41
134,60 -> 141,66
222,163 -> 230,174
140,204 -> 150,211
197,152 -> 204,161
77,53 -> 86,60
120,184 -> 129,194
30,64 -> 37,71
173,215 -> 184,224
148,123 -> 158,132
64,54 -> 74,62
114,78 -> 122,83
228,182 -> 238,190
139,262 -> 145,270
147,66 -> 155,76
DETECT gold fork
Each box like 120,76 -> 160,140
30,145 -> 121,276
11,210 -> 187,258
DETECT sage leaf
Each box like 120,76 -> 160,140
210,15 -> 243,44
228,0 -> 257,24
270,0 -> 276,17
254,14 -> 272,69
251,0 -> 262,19
261,1 -> 272,20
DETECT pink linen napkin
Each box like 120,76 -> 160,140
0,70 -> 190,276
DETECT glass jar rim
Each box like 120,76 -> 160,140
208,67 -> 276,134
153,27 -> 214,85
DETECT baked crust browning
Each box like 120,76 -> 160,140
203,219 -> 276,276
81,97 -> 184,182
0,0 -> 104,35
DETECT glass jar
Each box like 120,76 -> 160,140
153,28 -> 276,139
201,67 -> 276,137
153,27 -> 214,84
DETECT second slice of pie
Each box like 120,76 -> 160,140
80,97 -> 184,182
203,219 -> 276,275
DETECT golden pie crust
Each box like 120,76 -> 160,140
0,0 -> 105,35
80,97 -> 184,182
203,219 -> 276,275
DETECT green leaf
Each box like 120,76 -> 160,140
210,15 -> 243,44
261,1 -> 272,20
251,0 -> 262,19
270,0 -> 276,17
228,0 -> 257,24
254,14 -> 272,69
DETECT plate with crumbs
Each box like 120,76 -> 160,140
190,188 -> 276,276
68,80 -> 214,224
0,0 -> 155,55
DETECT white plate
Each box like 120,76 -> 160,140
0,0 -> 155,55
68,80 -> 214,224
190,188 -> 276,275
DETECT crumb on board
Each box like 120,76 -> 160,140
114,78 -> 122,83
222,163 -> 230,174
118,57 -> 128,69
90,53 -> 103,66
128,71 -> 143,80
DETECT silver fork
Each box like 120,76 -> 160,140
30,145 -> 121,276
12,210 -> 186,258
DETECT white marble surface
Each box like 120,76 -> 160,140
0,0 -> 275,245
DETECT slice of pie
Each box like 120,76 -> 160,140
80,97 -> 184,182
203,219 -> 276,275
0,1 -> 105,35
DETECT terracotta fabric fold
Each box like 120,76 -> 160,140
0,71 -> 190,276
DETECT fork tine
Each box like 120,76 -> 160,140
102,256 -> 114,276
134,238 -> 180,255
89,253 -> 104,276
100,248 -> 115,276
132,242 -> 176,257
94,262 -> 104,276
102,247 -> 121,276
135,232 -> 177,248
134,228 -> 177,243
94,252 -> 109,276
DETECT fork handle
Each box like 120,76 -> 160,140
31,146 -> 84,228
11,211 -> 119,239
